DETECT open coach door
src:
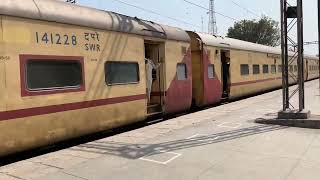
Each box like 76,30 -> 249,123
221,50 -> 231,100
144,41 -> 165,116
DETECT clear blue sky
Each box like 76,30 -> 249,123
76,0 -> 319,55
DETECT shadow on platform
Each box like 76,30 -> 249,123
256,115 -> 320,129
70,124 -> 287,160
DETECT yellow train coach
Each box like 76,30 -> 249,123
0,0 -> 192,156
188,32 -> 319,103
0,0 -> 319,157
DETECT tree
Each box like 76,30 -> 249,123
227,16 -> 280,47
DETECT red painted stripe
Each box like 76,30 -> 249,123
231,77 -> 282,87
0,94 -> 146,121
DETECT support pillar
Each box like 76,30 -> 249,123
278,0 -> 311,120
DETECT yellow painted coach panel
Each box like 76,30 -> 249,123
0,100 -> 145,156
308,59 -> 320,79
164,40 -> 190,88
0,15 -> 2,42
229,50 -> 283,98
0,15 -> 6,112
191,51 -> 203,105
0,55 -> 5,112
0,16 -> 147,156
206,46 -> 222,82
188,32 -> 203,106
2,16 -> 146,110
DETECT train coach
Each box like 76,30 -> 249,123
188,32 -> 319,106
0,0 -> 319,157
0,0 -> 193,157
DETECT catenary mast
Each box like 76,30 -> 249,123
208,0 -> 218,35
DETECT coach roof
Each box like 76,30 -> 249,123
195,32 -> 319,60
196,32 -> 281,55
0,0 -> 190,42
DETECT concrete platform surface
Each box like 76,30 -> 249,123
1,80 -> 320,180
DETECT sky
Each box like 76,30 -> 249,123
76,0 -> 319,55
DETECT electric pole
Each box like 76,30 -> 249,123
279,0 -> 310,119
201,16 -> 204,33
208,0 -> 217,35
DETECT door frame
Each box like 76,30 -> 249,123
220,50 -> 231,98
144,41 -> 165,107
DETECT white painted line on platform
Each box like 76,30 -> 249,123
218,122 -> 242,129
139,151 -> 182,165
162,152 -> 182,164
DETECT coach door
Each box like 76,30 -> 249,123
144,42 -> 165,115
221,50 -> 230,99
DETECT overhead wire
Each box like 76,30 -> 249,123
182,0 -> 238,21
228,0 -> 260,18
111,0 -> 201,28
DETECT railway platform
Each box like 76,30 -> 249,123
1,80 -> 320,180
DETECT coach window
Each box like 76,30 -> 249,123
105,62 -> 139,85
271,65 -> 276,74
26,60 -> 83,90
208,64 -> 215,79
177,63 -> 187,80
253,64 -> 260,74
278,65 -> 282,73
289,65 -> 293,72
240,64 -> 249,76
263,65 -> 269,74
